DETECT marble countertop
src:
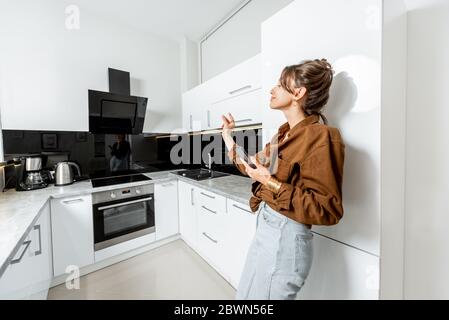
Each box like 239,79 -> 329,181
0,169 -> 253,278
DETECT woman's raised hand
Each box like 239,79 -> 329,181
221,113 -> 235,137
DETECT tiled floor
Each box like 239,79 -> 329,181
48,239 -> 236,300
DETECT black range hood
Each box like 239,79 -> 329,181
89,68 -> 148,134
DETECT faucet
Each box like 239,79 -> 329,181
206,153 -> 212,171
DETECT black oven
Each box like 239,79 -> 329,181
92,184 -> 155,251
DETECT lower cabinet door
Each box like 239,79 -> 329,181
0,236 -> 33,299
178,181 -> 198,249
0,203 -> 53,300
51,195 -> 94,277
224,200 -> 257,289
155,181 -> 179,240
28,202 -> 53,299
296,233 -> 380,300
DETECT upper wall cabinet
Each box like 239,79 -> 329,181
261,0 -> 407,298
182,54 -> 262,132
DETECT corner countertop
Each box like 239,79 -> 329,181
0,169 -> 253,278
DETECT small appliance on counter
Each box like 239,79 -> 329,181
54,161 -> 81,186
16,155 -> 48,191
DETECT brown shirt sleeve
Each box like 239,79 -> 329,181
227,143 -> 248,176
274,142 -> 345,225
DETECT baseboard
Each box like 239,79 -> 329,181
50,234 -> 181,288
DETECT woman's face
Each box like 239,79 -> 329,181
270,78 -> 305,110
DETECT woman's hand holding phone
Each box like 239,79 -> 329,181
241,154 -> 271,185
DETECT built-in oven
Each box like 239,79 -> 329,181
92,184 -> 155,251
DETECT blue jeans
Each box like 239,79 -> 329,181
235,201 -> 314,300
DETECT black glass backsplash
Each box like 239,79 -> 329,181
2,129 -> 262,178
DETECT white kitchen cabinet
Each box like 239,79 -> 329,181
261,0 -> 406,298
178,181 -> 198,249
28,202 -> 53,299
0,235 -> 34,299
208,54 -> 261,104
195,188 -> 227,276
0,202 -> 52,300
297,233 -> 379,300
223,200 -> 257,289
51,195 -> 94,277
182,85 -> 208,132
182,54 -> 262,132
208,88 -> 263,129
155,180 -> 179,240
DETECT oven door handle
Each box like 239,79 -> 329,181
98,197 -> 153,211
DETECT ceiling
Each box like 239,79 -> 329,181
61,0 -> 445,42
64,0 -> 246,42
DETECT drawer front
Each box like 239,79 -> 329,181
197,188 -> 226,214
197,216 -> 226,275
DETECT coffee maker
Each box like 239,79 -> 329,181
16,155 -> 48,191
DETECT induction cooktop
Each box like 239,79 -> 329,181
91,174 -> 152,188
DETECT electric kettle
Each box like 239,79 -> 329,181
54,161 -> 81,186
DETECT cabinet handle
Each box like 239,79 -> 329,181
201,205 -> 217,214
190,188 -> 194,206
234,119 -> 253,124
11,240 -> 31,264
98,197 -> 152,211
161,182 -> 174,187
207,110 -> 210,127
229,85 -> 252,95
189,115 -> 193,130
62,198 -> 84,205
202,232 -> 218,244
232,203 -> 252,213
200,192 -> 215,199
34,224 -> 42,256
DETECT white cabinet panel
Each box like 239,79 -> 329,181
297,233 -> 379,300
0,234 -> 34,299
209,54 -> 261,104
196,187 -> 227,276
209,88 -> 263,129
261,0 -> 382,255
155,181 -> 179,240
182,85 -> 208,132
28,203 -> 52,299
224,200 -> 257,289
178,181 -> 198,249
51,195 -> 94,277
182,54 -> 262,132
0,203 -> 52,300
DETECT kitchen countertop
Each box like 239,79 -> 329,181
0,169 -> 253,278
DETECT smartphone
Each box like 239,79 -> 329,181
235,146 -> 257,169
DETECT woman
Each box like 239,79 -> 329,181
221,59 -> 345,300
109,134 -> 131,172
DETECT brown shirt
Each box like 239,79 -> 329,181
227,114 -> 345,227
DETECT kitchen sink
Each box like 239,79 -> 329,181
174,168 -> 230,181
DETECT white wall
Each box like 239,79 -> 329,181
0,1 -> 181,133
404,0 -> 449,299
200,0 -> 293,82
